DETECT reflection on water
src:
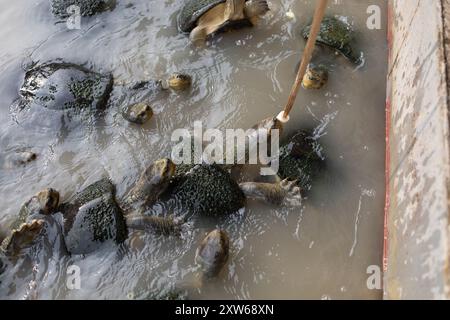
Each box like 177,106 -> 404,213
0,0 -> 387,299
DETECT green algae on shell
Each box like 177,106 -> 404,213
167,164 -> 246,218
60,179 -> 127,255
302,16 -> 362,64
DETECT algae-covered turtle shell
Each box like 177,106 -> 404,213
277,130 -> 323,192
178,0 -> 228,32
302,16 -> 361,64
19,61 -> 113,111
60,179 -> 127,255
50,0 -> 109,18
166,163 -> 246,218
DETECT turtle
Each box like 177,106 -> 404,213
13,61 -> 192,126
17,61 -> 113,112
236,127 -> 323,202
170,228 -> 230,297
301,63 -> 329,90
0,190 -> 68,299
178,0 -> 270,44
302,16 -> 362,65
121,103 -> 154,125
50,0 -> 110,19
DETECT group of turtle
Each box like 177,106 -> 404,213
0,0 -> 362,298
0,132 -> 321,297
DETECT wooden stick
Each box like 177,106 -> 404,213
282,0 -> 328,119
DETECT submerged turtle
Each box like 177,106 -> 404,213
195,229 -> 229,280
277,130 -> 324,194
302,16 -> 362,64
178,0 -> 270,43
0,190 -> 68,298
302,63 -> 329,90
14,61 -> 191,126
10,188 -> 60,230
18,61 -> 113,112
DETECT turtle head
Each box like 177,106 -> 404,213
36,188 -> 60,215
1,220 -> 45,257
124,159 -> 176,211
140,158 -> 176,194
189,26 -> 209,45
162,73 -> 192,91
195,229 -> 230,280
302,64 -> 329,90
253,116 -> 284,138
22,188 -> 60,217
122,103 -> 154,125
150,158 -> 176,185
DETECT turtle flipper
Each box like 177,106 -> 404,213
339,44 -> 363,65
190,25 -> 209,44
226,0 -> 246,20
1,220 -> 45,257
279,179 -> 302,206
239,179 -> 302,206
125,214 -> 185,235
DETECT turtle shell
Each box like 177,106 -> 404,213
178,0 -> 228,32
166,164 -> 246,218
60,179 -> 127,255
19,61 -> 113,111
302,16 -> 361,64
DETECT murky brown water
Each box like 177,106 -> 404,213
0,0 -> 387,299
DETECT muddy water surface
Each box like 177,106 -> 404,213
0,0 -> 387,299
